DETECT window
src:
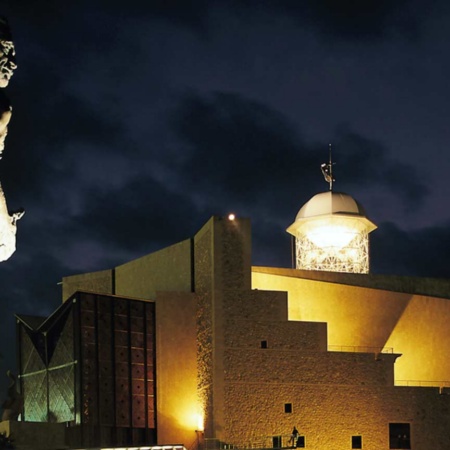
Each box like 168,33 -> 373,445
284,403 -> 292,413
296,436 -> 305,448
272,436 -> 282,448
261,340 -> 268,349
352,435 -> 362,449
389,423 -> 411,449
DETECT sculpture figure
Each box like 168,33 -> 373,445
0,16 -> 15,159
0,16 -> 24,261
0,184 -> 23,262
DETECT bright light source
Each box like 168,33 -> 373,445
306,224 -> 358,250
288,215 -> 375,274
196,412 -> 204,431
228,213 -> 235,221
286,191 -> 377,274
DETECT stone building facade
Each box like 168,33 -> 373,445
11,216 -> 450,449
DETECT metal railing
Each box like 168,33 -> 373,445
395,379 -> 450,388
204,435 -> 297,450
328,345 -> 393,354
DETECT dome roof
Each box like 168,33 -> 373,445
295,191 -> 368,221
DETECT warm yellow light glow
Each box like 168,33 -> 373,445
288,214 -> 375,274
174,402 -> 204,432
305,224 -> 357,249
228,213 -> 236,221
196,412 -> 204,431
95,446 -> 185,450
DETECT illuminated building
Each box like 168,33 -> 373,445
4,213 -> 450,450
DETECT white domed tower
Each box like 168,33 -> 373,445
287,148 -> 377,274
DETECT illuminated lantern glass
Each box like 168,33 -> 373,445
287,192 -> 377,274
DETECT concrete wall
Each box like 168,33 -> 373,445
62,239 -> 192,303
223,289 -> 288,322
219,273 -> 450,450
223,383 -> 450,450
62,268 -> 113,301
254,267 -> 450,298
0,421 -> 67,450
252,269 -> 450,384
193,216 -> 252,440
155,291 -> 198,447
115,239 -> 193,299
224,349 -> 397,386
225,318 -> 327,352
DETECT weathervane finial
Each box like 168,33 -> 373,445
320,144 -> 335,191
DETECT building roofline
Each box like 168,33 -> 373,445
251,266 -> 450,299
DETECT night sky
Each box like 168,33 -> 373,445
1,1 -> 450,381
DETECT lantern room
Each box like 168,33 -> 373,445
287,191 -> 377,273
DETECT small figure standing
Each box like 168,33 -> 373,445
288,426 -> 299,448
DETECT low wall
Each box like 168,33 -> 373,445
0,421 -> 67,450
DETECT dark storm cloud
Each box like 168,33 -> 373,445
371,221 -> 450,278
66,176 -> 206,255
169,92 -> 428,219
0,46 -> 129,209
333,128 -> 427,208
2,0 -> 210,37
225,0 -> 426,41
3,0 -> 431,43
169,91 -> 317,216
0,90 -> 127,213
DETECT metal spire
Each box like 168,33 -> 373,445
320,144 -> 335,191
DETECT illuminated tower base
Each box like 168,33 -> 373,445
287,192 -> 377,274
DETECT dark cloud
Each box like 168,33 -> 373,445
251,218 -> 293,268
333,128 -> 428,208
0,114 -> 125,218
168,92 -> 428,221
2,1 -> 210,39
169,91 -> 316,216
225,0 -> 427,41
67,176 -> 206,255
371,221 -> 450,278
0,65 -> 128,209
3,0 -> 432,44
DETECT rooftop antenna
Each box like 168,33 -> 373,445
320,144 -> 335,191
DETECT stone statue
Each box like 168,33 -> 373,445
0,16 -> 24,261
1,371 -> 23,421
0,184 -> 24,262
0,16 -> 16,159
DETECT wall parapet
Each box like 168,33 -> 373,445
328,345 -> 393,354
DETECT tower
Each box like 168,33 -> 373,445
286,147 -> 377,273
